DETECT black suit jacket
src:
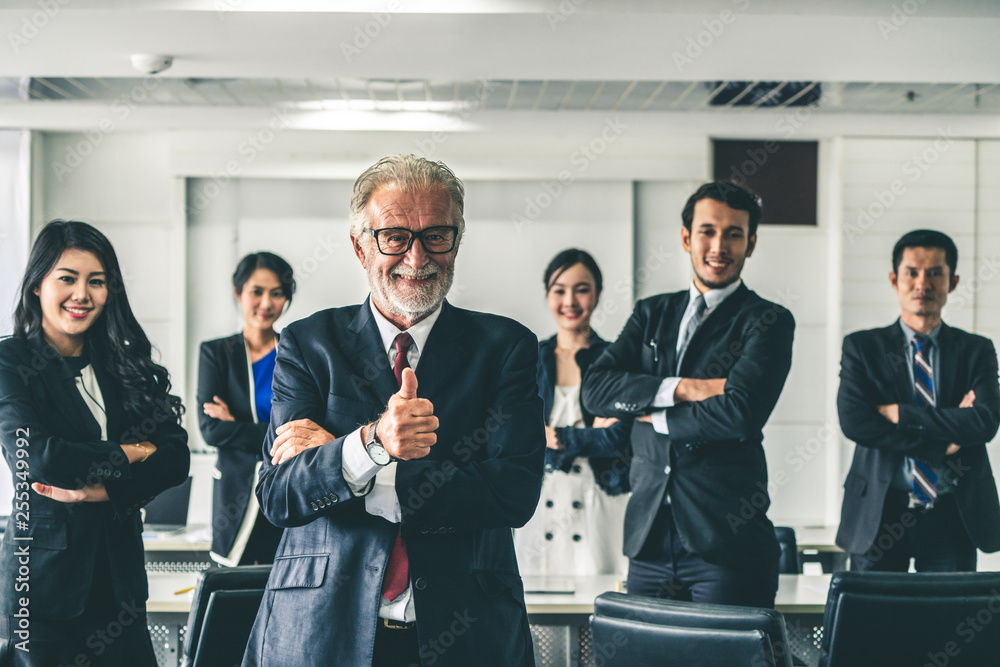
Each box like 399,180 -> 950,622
242,299 -> 544,667
0,334 -> 189,619
198,333 -> 273,560
836,321 -> 1000,554
582,284 -> 794,569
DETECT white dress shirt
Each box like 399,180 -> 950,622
650,280 -> 743,435
340,298 -> 442,622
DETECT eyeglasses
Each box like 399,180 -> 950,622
364,226 -> 459,256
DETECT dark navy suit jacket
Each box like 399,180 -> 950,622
242,299 -> 545,667
582,284 -> 794,569
836,321 -> 1000,554
0,334 -> 189,619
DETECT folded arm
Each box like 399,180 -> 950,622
197,342 -> 268,452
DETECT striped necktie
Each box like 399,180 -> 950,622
909,335 -> 939,508
382,333 -> 412,601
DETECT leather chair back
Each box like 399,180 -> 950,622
182,565 -> 272,667
592,592 -> 794,667
774,526 -> 802,574
821,571 -> 1000,667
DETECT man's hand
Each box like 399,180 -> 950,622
270,419 -> 335,465
203,395 -> 235,422
592,417 -> 619,428
636,415 -> 653,424
877,404 -> 900,424
674,378 -> 726,403
946,390 -> 977,455
372,368 -> 438,461
545,426 -> 562,450
31,482 -> 108,503
121,442 -> 157,464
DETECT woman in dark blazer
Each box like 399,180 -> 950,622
198,252 -> 294,565
0,220 -> 189,666
515,248 -> 632,576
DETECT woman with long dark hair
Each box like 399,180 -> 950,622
514,248 -> 631,576
0,220 -> 189,665
197,252 -> 294,565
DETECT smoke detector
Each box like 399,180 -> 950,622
131,54 -> 173,76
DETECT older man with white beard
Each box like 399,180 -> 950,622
242,154 -> 546,667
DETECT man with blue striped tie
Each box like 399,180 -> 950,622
836,229 -> 1000,572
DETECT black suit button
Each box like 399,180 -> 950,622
545,501 -> 554,508
572,501 -> 582,510
448,528 -> 455,533
545,532 -> 554,541
420,528 -> 429,534
330,495 -> 338,504
309,502 -> 318,510
572,465 -> 582,473
573,534 -> 582,542
414,578 -> 427,591
113,470 -> 122,479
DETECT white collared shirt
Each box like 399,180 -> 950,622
650,280 -> 743,434
340,298 -> 442,622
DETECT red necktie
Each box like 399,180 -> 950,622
382,332 -> 412,601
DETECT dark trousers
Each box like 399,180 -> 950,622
371,621 -> 420,667
850,490 -> 976,573
0,609 -> 157,667
626,505 -> 779,609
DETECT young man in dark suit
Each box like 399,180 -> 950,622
241,155 -> 545,667
836,229 -> 1000,572
582,182 -> 795,608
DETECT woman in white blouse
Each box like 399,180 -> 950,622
515,249 -> 631,577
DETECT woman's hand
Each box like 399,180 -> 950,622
203,395 -> 235,422
121,441 -> 157,464
31,482 -> 108,503
545,426 -> 563,450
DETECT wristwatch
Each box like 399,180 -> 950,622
365,418 -> 392,466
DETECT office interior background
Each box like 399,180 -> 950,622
1,0 -> 999,561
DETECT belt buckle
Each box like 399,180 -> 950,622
381,617 -> 414,630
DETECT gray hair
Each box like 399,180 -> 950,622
349,154 -> 465,242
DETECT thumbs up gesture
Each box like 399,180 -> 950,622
374,368 -> 438,460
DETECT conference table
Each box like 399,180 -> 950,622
145,571 -> 832,667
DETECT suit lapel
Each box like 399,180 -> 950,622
658,292 -> 687,376
345,300 -> 399,406
935,322 -> 955,405
885,323 -> 915,404
28,335 -> 103,441
414,301 -> 472,403
678,284 -> 750,375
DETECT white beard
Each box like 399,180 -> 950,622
368,258 -> 454,322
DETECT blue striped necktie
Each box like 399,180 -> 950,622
909,335 -> 939,507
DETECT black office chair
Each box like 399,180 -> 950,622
181,564 -> 272,667
821,571 -> 1000,667
591,592 -> 794,667
774,526 -> 802,574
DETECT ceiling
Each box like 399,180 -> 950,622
0,1 -> 998,131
